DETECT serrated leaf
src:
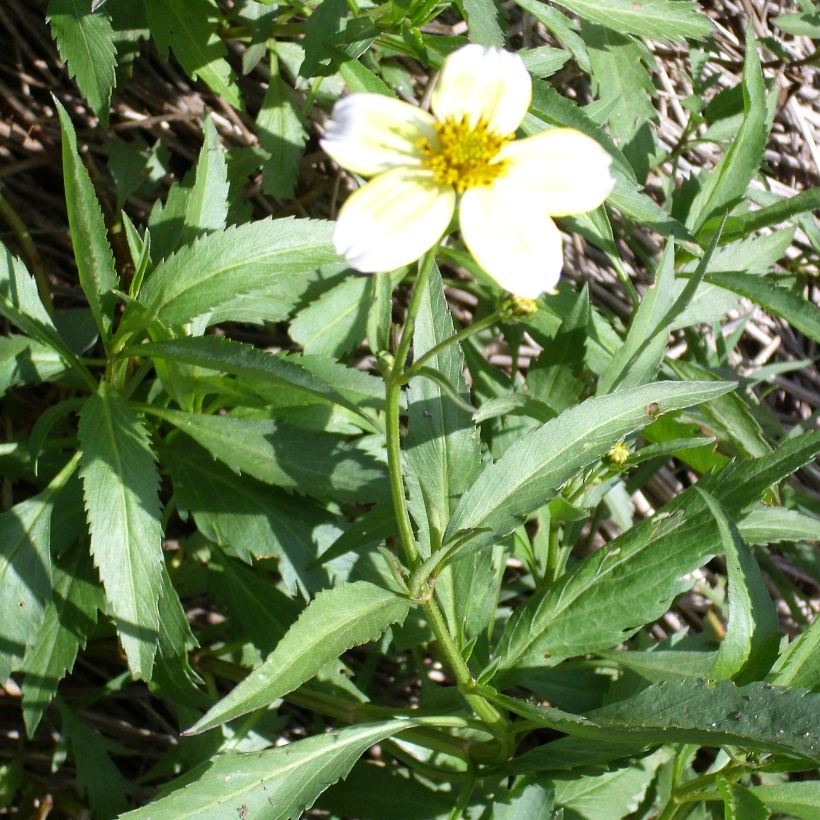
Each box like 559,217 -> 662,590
739,506 -> 820,546
144,0 -> 241,108
59,702 -> 129,817
164,439 -> 334,597
290,274 -> 372,358
513,0 -> 590,71
0,493 -> 54,682
136,217 -> 339,326
121,719 -> 420,819
583,23 -> 655,142
183,116 -> 229,244
78,383 -> 163,679
482,679 -> 820,760
21,548 -> 101,737
258,54 -> 307,198
145,406 -> 387,505
553,0 -> 712,41
300,0 -> 347,78
687,28 -> 769,232
552,749 -> 668,820
703,272 -> 820,344
700,489 -> 779,683
48,0 -> 117,125
464,0 -> 505,47
131,335 -> 369,422
493,431 -> 820,672
0,335 -> 67,396
187,582 -> 410,733
54,100 -> 118,345
445,380 -> 735,552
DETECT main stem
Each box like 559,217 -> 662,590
384,247 -> 510,743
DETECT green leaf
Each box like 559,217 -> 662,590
21,547 -> 102,737
290,274 -> 372,358
770,617 -> 820,690
339,58 -> 394,95
701,188 -> 820,242
493,431 -> 820,672
687,28 -> 769,232
699,489 -> 779,683
183,116 -> 229,244
513,0 -> 590,71
258,54 -> 307,198
553,749 -> 669,819
164,439 -> 335,597
718,779 -> 770,820
47,0 -> 116,125
59,701 -> 129,817
445,380 -> 734,551
187,581 -> 410,733
583,23 -> 655,142
773,11 -> 820,38
483,679 -> 820,760
404,265 -> 483,642
300,0 -> 347,78
54,99 -> 118,345
527,284 -> 589,412
0,493 -> 54,682
669,359 -> 770,459
0,335 -> 67,396
131,335 -> 368,422
553,0 -> 712,41
464,0 -> 505,47
750,782 -> 820,820
78,383 -> 163,679
144,0 -> 241,108
144,406 -> 388,505
703,272 -> 820,344
739,506 -> 820,546
121,719 -> 420,819
136,217 -> 339,326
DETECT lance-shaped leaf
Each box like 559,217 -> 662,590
493,431 -> 820,673
145,407 -> 387,505
687,27 -> 769,232
136,217 -> 339,326
131,335 -> 370,422
121,719 -> 421,819
78,383 -> 163,679
553,0 -> 712,41
0,494 -> 54,682
21,548 -> 102,737
144,0 -> 241,108
54,100 -> 118,345
187,581 -> 411,734
48,0 -> 117,125
700,489 -> 779,683
482,679 -> 820,761
444,380 -> 735,551
182,115 -> 229,245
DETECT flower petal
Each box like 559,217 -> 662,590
335,168 -> 455,273
459,184 -> 565,298
432,45 -> 531,136
322,94 -> 439,177
497,128 -> 615,216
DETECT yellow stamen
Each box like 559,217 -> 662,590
418,116 -> 511,193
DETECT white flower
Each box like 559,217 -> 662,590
321,44 -> 615,298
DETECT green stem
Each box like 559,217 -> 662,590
399,306 -> 509,385
448,764 -> 477,820
383,247 -> 511,747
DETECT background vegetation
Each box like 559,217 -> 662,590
0,0 -> 818,817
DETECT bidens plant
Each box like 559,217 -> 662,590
322,45 -> 614,297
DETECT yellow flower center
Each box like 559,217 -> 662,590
418,116 -> 511,193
